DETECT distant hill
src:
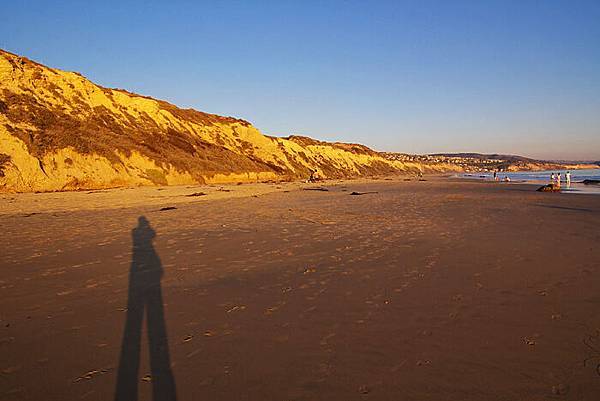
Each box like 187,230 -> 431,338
429,153 -> 538,163
381,152 -> 597,173
548,159 -> 600,166
0,49 -> 459,193
434,154 -> 600,166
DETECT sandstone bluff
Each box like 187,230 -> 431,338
0,49 -> 460,193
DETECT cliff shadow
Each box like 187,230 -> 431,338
114,216 -> 177,401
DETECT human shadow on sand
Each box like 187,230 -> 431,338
114,216 -> 177,401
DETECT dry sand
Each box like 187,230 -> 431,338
1,177 -> 599,400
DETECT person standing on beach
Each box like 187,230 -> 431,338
556,172 -> 561,188
551,173 -> 555,183
566,171 -> 571,187
493,171 -> 497,181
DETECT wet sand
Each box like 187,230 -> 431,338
1,178 -> 600,400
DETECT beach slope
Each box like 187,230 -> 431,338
1,178 -> 599,400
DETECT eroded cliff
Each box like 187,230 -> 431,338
0,49 -> 456,192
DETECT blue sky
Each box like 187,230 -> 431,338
2,0 -> 599,160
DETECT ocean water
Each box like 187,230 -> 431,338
461,168 -> 600,194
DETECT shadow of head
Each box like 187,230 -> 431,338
131,215 -> 162,278
134,215 -> 156,245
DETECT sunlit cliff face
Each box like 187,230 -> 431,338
0,49 -> 461,192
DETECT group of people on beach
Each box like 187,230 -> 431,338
492,171 -> 511,182
550,171 -> 571,188
492,170 -> 572,187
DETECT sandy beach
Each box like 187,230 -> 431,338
1,177 -> 600,401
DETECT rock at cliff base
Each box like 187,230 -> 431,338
536,184 -> 561,192
350,191 -> 378,196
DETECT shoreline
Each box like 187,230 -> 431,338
456,171 -> 600,195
